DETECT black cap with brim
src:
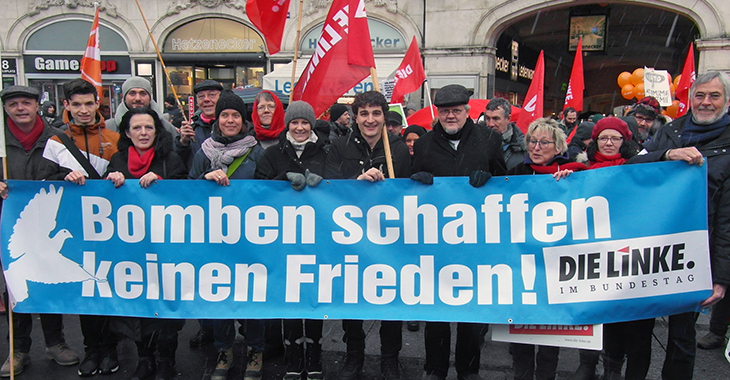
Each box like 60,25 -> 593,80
386,111 -> 403,126
1,86 -> 41,103
194,80 -> 224,94
433,84 -> 472,107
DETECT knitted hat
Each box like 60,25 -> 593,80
591,117 -> 632,141
194,80 -> 224,94
434,84 -> 472,107
285,101 -> 316,129
574,121 -> 595,142
589,114 -> 604,123
122,76 -> 152,98
1,85 -> 41,103
403,124 -> 427,138
215,90 -> 248,120
329,103 -> 348,121
631,96 -> 661,119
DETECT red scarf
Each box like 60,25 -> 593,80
7,115 -> 44,152
588,152 -> 626,169
128,146 -> 156,178
252,91 -> 285,140
530,161 -> 588,174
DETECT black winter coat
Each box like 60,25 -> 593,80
255,132 -> 328,180
627,113 -> 730,286
325,126 -> 411,179
105,149 -> 187,180
174,115 -> 214,170
412,119 -> 507,177
2,117 -> 60,180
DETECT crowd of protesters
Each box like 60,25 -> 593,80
1,70 -> 730,380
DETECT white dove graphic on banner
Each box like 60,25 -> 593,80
4,185 -> 103,305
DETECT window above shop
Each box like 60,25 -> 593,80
26,20 -> 127,51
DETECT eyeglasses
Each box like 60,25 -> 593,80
257,104 -> 276,112
597,136 -> 624,143
196,92 -> 220,100
634,115 -> 655,124
438,108 -> 465,116
527,140 -> 555,149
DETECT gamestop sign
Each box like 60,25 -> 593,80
24,55 -> 131,75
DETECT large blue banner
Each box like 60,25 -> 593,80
1,161 -> 711,324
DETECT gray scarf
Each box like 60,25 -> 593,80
201,135 -> 257,172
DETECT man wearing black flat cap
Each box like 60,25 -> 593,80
176,79 -> 224,170
411,84 -> 507,380
385,110 -> 404,136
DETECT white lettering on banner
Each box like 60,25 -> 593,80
543,231 -> 712,304
271,0 -> 287,12
299,5 -> 349,93
393,64 -> 414,86
78,251 -> 536,306
81,194 -> 611,245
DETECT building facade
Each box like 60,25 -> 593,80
1,0 -> 728,116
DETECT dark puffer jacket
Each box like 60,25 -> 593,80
255,131 -> 328,180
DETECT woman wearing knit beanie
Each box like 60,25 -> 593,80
187,90 -> 266,380
254,100 -> 327,380
252,90 -> 286,150
570,116 -> 647,380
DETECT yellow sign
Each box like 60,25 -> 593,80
164,18 -> 264,53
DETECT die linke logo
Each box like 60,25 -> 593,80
509,325 -> 594,336
543,231 -> 711,304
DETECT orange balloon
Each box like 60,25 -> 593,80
634,82 -> 645,99
670,82 -> 676,97
617,72 -> 632,88
631,68 -> 645,86
666,100 -> 679,118
621,84 -> 635,100
673,74 -> 681,87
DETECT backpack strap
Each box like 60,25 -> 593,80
226,149 -> 252,177
56,133 -> 101,179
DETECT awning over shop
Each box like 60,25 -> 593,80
262,58 -> 401,97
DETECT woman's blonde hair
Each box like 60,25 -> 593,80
524,117 -> 568,153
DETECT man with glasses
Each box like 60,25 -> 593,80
175,80 -> 224,169
411,84 -> 506,380
625,96 -> 665,143
628,71 -> 730,380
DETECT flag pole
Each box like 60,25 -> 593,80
133,0 -> 188,124
289,0 -> 305,103
424,80 -> 435,120
369,68 -> 395,179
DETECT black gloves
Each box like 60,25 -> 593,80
469,170 -> 492,188
410,171 -> 434,185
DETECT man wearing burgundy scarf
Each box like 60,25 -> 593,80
628,70 -> 730,380
0,85 -> 80,377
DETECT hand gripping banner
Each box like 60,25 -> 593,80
1,161 -> 711,324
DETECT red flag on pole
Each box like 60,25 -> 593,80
246,0 -> 291,55
80,6 -> 103,101
563,37 -> 584,112
515,51 -> 545,133
390,36 -> 426,104
292,0 -> 375,116
675,42 -> 695,118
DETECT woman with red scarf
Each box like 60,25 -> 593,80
572,117 -> 648,380
507,118 -> 586,380
103,107 -> 186,380
252,90 -> 286,150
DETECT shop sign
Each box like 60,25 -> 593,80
300,18 -> 405,53
495,35 -> 538,86
23,55 -> 131,75
164,18 -> 264,53
2,58 -> 17,75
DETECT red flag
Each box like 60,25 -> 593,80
563,37 -> 584,112
515,51 -> 545,133
80,6 -> 103,100
292,0 -> 375,116
246,0 -> 291,55
390,36 -> 426,104
675,42 -> 695,118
